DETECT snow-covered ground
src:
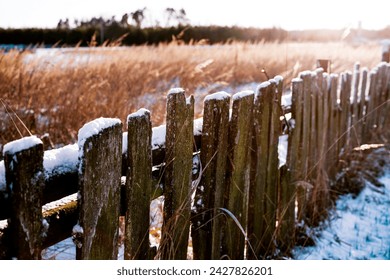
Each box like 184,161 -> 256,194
293,172 -> 390,260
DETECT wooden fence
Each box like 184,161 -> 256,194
0,61 -> 389,260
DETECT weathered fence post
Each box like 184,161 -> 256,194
377,63 -> 390,134
125,109 -> 152,260
248,78 -> 280,259
350,63 -> 361,148
76,117 -> 122,260
160,88 -> 194,260
312,70 -> 330,223
3,136 -> 44,259
192,92 -> 230,260
358,68 -> 368,144
295,71 -> 312,223
327,74 -> 340,180
281,78 -> 303,252
339,72 -> 352,154
364,70 -> 377,142
224,90 -> 254,260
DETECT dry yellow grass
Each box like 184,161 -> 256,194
0,41 -> 383,148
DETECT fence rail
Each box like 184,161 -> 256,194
0,61 -> 389,260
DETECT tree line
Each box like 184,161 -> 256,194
0,6 -> 389,47
0,25 -> 289,47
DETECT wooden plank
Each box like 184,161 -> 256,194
264,78 -> 282,253
279,76 -> 299,253
296,71 -> 312,223
364,70 -> 377,142
277,165 -> 294,253
326,74 -> 340,180
161,88 -> 194,260
308,71 -> 318,183
288,78 -> 304,184
310,71 -> 330,224
76,118 -> 122,260
224,90 -> 254,260
125,109 -> 153,260
378,64 -> 390,133
3,136 -> 44,259
350,63 -> 361,148
192,91 -> 230,260
358,69 -> 368,144
339,72 -> 352,154
383,65 -> 390,135
248,81 -> 273,259
42,194 -> 78,249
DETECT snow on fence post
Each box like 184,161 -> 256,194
224,90 -> 254,260
248,79 -> 280,259
160,88 -> 194,260
3,136 -> 44,259
76,117 -> 122,260
125,109 -> 152,260
191,92 -> 230,260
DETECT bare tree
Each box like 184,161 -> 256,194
165,8 -> 189,26
130,7 -> 146,28
120,13 -> 129,27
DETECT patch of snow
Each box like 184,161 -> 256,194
299,70 -> 312,78
278,134 -> 288,168
122,132 -> 128,155
293,172 -> 390,260
77,117 -> 121,148
291,77 -> 303,83
42,193 -> 78,213
3,136 -> 42,156
43,144 -> 78,178
204,91 -> 231,102
186,96 -> 193,105
193,118 -> 203,136
274,75 -> 284,83
152,124 -> 166,150
257,81 -> 271,90
168,88 -> 185,96
0,219 -> 7,229
127,108 -> 150,120
268,78 -> 277,84
281,92 -> 292,107
232,90 -> 254,101
42,237 -> 75,260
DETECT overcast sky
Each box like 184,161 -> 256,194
0,0 -> 388,30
